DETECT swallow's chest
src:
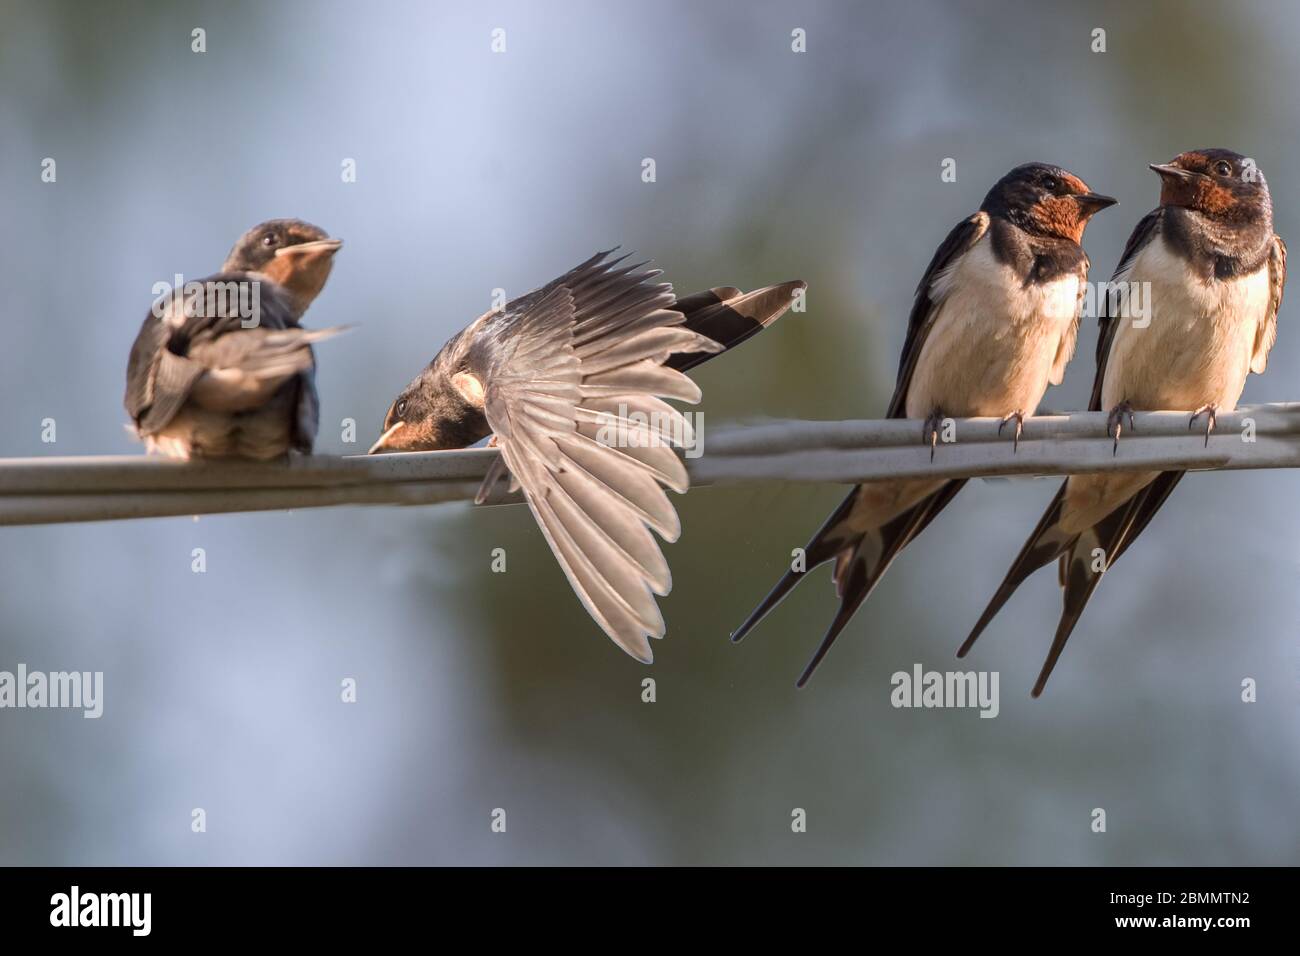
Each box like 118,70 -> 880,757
906,239 -> 1079,416
933,239 -> 1080,339
1102,239 -> 1269,409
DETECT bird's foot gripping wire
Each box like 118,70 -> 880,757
922,409 -> 946,462
1106,400 -> 1136,456
1189,404 -> 1217,447
998,410 -> 1025,453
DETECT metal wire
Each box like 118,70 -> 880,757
3,404 -> 1298,526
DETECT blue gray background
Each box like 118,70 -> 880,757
0,0 -> 1296,864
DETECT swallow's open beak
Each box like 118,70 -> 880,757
1149,163 -> 1195,181
1077,192 -> 1118,211
367,421 -> 405,454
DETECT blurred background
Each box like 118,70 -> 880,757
1,0 -> 1297,865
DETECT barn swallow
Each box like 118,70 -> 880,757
959,149 -> 1286,696
731,163 -> 1116,686
124,219 -> 346,460
369,249 -> 804,662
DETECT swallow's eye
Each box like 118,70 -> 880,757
261,234 -> 278,247
1041,176 -> 1058,191
396,399 -> 408,418
1214,160 -> 1233,177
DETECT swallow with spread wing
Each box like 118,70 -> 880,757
368,249 -> 804,662
732,163 -> 1116,686
124,219 -> 346,460
959,149 -> 1286,696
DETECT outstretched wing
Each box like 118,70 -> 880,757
473,252 -> 721,661
1089,208 -> 1163,412
1251,234 -> 1286,375
886,211 -> 989,418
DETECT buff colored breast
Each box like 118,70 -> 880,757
905,235 -> 1081,421
1101,236 -> 1269,413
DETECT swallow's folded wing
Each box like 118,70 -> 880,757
1090,207 -> 1163,411
886,211 -> 989,419
1251,234 -> 1286,375
475,251 -> 720,661
125,315 -> 203,434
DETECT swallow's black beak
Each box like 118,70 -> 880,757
1149,163 -> 1195,181
1077,192 -> 1118,211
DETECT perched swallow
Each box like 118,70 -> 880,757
959,149 -> 1286,695
732,163 -> 1116,685
369,249 -> 804,662
124,219 -> 346,460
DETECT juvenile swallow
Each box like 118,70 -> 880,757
731,163 -> 1116,685
959,149 -> 1286,695
369,249 -> 803,662
124,219 -> 346,460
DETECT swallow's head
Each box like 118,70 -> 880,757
222,219 -> 343,310
983,163 -> 1117,242
368,367 -> 490,454
1150,149 -> 1271,223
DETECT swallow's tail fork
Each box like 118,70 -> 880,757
666,280 -> 806,373
732,479 -> 966,687
959,471 -> 1184,696
957,483 -> 1077,662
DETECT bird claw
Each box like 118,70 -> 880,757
922,410 -> 945,462
1106,401 -> 1136,456
998,410 -> 1025,453
1189,405 -> 1217,447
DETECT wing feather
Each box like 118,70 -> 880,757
575,394 -> 697,450
1090,208 -> 1163,411
1251,234 -> 1286,375
559,434 -> 682,539
573,422 -> 689,493
576,327 -> 721,373
581,360 -> 703,403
